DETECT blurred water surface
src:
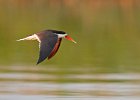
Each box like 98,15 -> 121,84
0,66 -> 140,100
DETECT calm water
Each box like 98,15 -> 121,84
0,66 -> 139,100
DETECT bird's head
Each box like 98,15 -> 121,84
55,31 -> 76,43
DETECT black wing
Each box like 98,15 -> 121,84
36,31 -> 58,64
48,38 -> 62,60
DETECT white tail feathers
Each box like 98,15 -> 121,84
17,34 -> 40,42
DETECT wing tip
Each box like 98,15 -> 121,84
36,60 -> 41,65
36,57 -> 49,65
16,39 -> 23,41
36,62 -> 40,65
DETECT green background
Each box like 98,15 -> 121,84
0,0 -> 140,73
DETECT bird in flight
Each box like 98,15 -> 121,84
17,29 -> 76,64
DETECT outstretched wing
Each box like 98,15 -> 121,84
36,32 -> 58,64
48,38 -> 62,60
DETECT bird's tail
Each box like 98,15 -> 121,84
16,34 -> 38,41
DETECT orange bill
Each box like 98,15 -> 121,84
65,35 -> 77,43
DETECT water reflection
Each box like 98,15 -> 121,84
0,82 -> 139,96
0,66 -> 140,100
